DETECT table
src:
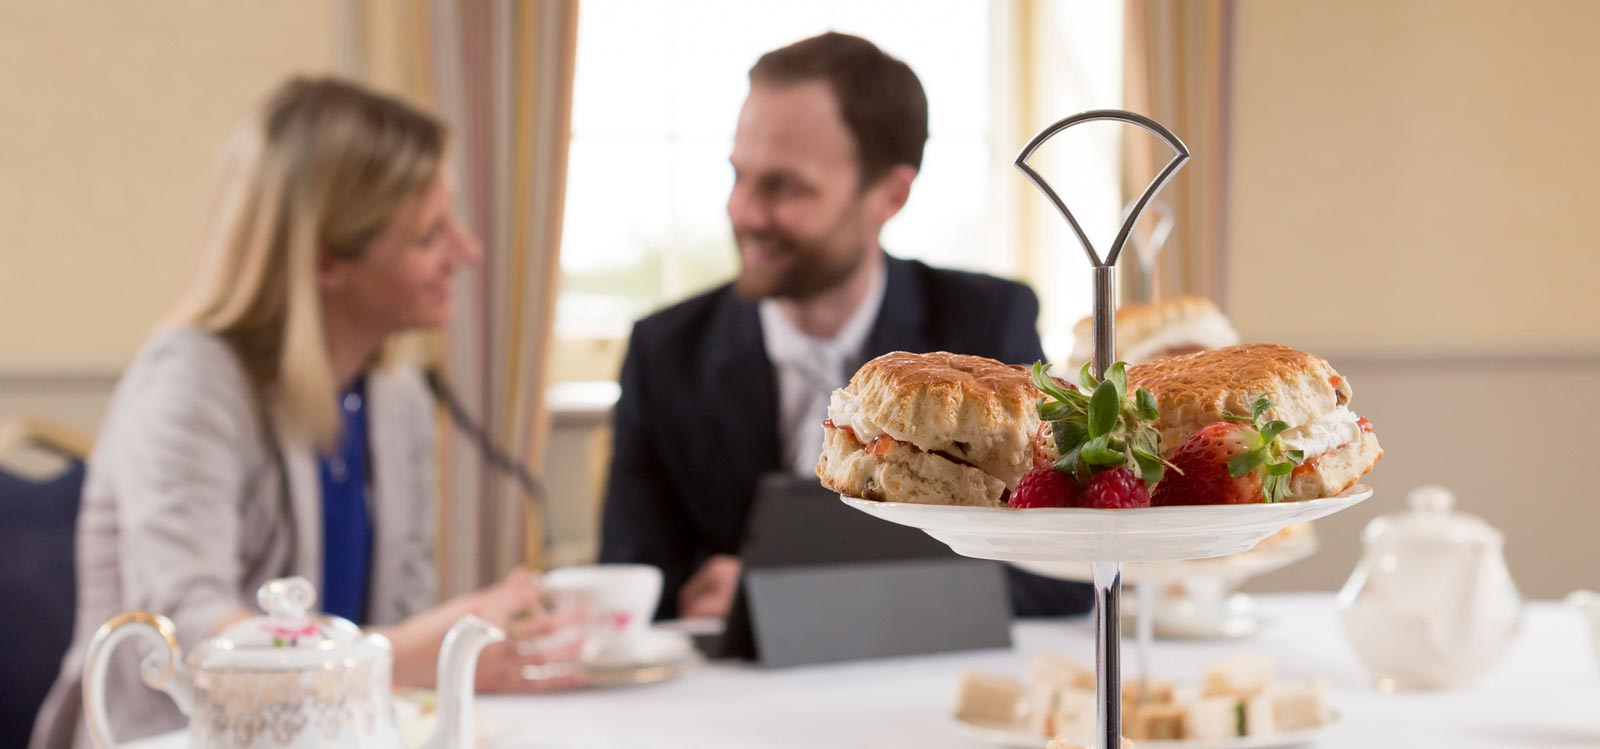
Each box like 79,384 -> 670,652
129,594 -> 1598,748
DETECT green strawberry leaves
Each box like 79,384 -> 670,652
1087,384 -> 1119,437
1030,370 -> 1309,504
1136,389 -> 1159,421
1220,394 -> 1305,502
1032,361 -> 1175,488
1227,448 -> 1267,477
1034,366 -> 1080,405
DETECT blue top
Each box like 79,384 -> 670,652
319,378 -> 372,624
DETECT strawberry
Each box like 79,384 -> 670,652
1010,467 -> 1081,508
1029,361 -> 1173,489
1151,423 -> 1261,505
1017,361 -> 1176,510
1032,422 -> 1058,470
1151,395 -> 1305,506
1082,466 -> 1151,509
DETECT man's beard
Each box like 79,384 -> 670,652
731,234 -> 867,302
731,204 -> 869,302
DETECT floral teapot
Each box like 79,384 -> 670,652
1338,485 -> 1520,689
83,577 -> 502,748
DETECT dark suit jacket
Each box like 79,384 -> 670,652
599,254 -> 1093,619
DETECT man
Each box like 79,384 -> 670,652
599,32 -> 1091,620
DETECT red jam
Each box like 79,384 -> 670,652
867,435 -> 895,457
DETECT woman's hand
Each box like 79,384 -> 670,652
382,567 -> 586,693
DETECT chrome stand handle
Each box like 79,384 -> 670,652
1014,109 -> 1190,749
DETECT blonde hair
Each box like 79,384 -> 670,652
173,76 -> 446,447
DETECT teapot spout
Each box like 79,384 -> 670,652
423,615 -> 505,749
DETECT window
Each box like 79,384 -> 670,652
557,0 -> 1123,380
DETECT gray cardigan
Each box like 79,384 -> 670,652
31,327 -> 438,749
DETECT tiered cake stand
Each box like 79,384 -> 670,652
840,111 -> 1372,749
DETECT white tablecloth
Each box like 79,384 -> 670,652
128,594 -> 1598,748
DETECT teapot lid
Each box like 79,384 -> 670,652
1364,485 -> 1504,547
195,577 -> 383,670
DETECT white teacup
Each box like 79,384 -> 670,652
543,564 -> 662,661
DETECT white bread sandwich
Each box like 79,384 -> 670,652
1047,738 -> 1134,749
953,671 -> 1024,727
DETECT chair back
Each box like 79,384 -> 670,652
0,461 -> 86,747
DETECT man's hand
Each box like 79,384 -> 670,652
678,554 -> 743,619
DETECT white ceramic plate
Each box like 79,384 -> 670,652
655,616 -> 726,637
1012,524 -> 1318,584
585,628 -> 694,668
840,485 -> 1371,563
952,716 -> 1335,749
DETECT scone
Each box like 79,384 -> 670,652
1128,343 -> 1382,500
817,352 -> 1044,506
1067,296 -> 1239,371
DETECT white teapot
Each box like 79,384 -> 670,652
83,577 -> 502,748
1338,485 -> 1520,689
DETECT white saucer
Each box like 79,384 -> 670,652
840,485 -> 1371,564
655,616 -> 726,637
581,628 -> 697,687
952,715 -> 1336,749
1129,591 -> 1270,640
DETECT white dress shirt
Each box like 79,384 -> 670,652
759,264 -> 888,476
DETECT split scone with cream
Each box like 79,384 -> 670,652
1128,343 -> 1382,502
1067,296 -> 1240,371
821,344 -> 1379,508
816,351 -> 1048,507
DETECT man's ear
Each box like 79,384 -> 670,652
870,164 -> 917,223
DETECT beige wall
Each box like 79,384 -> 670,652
0,2 -> 340,376
7,2 -> 1597,598
1229,0 -> 1600,598
1228,0 -> 1600,353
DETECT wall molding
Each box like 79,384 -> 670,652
0,366 -> 121,390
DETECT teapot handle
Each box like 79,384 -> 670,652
83,612 -> 190,749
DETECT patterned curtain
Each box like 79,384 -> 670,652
344,0 -> 579,597
1122,0 -> 1234,307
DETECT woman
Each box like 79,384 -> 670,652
32,77 -> 578,749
